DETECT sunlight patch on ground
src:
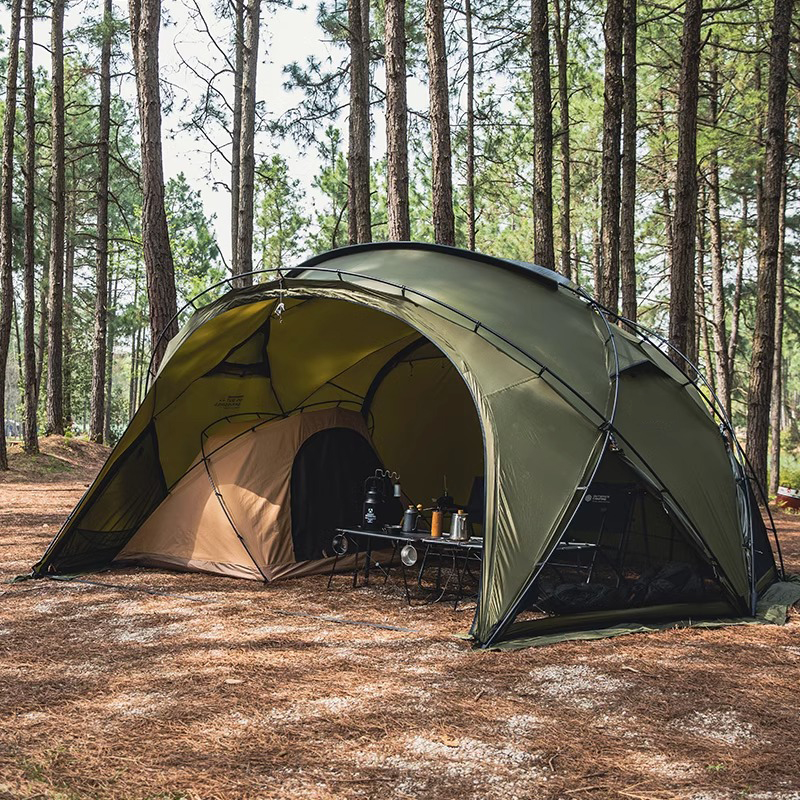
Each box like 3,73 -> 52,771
672,708 -> 759,746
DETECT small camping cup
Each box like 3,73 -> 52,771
400,544 -> 418,567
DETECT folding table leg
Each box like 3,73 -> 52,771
352,539 -> 361,588
452,551 -> 463,610
363,539 -> 373,586
417,542 -> 431,588
384,541 -> 399,585
327,553 -> 339,590
401,562 -> 412,605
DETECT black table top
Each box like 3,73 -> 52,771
335,527 -> 484,550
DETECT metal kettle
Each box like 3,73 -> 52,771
449,509 -> 470,541
401,505 -> 419,532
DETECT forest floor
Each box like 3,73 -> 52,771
1,438 -> 799,800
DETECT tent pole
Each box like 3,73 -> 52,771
200,428 -> 270,583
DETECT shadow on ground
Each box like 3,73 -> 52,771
1,438 -> 799,800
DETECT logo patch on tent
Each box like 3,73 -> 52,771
215,394 -> 244,409
585,493 -> 611,504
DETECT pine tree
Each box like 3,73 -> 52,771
0,0 -> 22,468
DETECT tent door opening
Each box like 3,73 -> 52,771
290,426 -> 388,561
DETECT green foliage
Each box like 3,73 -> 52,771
306,126 -> 349,251
255,155 -> 308,270
779,467 -> 800,490
0,37 -> 223,439
165,173 -> 224,304
0,0 -> 798,470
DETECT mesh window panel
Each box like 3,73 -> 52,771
520,452 -> 726,618
44,425 -> 167,573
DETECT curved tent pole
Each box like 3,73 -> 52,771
360,336 -> 430,419
169,401 -> 375,495
200,437 -> 271,583
194,401 -> 374,480
577,294 -> 762,604
483,290 -> 770,642
144,267 -> 613,431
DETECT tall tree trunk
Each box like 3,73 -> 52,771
137,326 -> 145,408
464,0 -> 476,250
104,265 -> 117,444
230,0 -> 244,274
619,0 -> 636,322
553,0 -> 571,279
696,185 -> 714,393
385,0 -> 410,241
707,162 -> 730,414
22,0 -> 37,455
768,169 -> 787,495
129,269 -> 140,419
36,257 -> 48,406
91,0 -> 112,443
746,0 -> 793,493
592,215 -> 602,296
707,55 -> 731,417
348,0 -> 372,244
531,0 -> 554,269
662,188 -> 673,272
657,89 -> 674,281
128,328 -> 137,420
754,64 -> 764,224
727,194 -> 747,371
234,0 -> 260,283
45,0 -> 66,436
63,180 -> 75,429
425,0 -> 455,246
138,326 -> 147,406
13,292 -> 22,394
668,0 -> 702,368
0,0 -> 21,468
129,0 -> 179,370
599,0 -> 623,313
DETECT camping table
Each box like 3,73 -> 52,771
330,527 -> 483,607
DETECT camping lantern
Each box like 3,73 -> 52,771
362,469 -> 401,530
362,472 -> 388,530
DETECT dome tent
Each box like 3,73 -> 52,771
32,243 -> 786,648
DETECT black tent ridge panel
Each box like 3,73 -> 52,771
32,243 -> 782,648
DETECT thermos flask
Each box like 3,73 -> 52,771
431,509 -> 443,538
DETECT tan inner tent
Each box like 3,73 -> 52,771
115,298 -> 484,581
